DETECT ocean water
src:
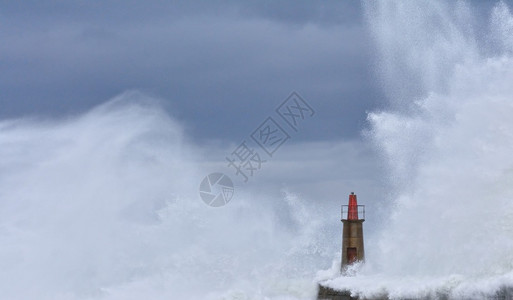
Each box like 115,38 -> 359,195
1,93 -> 369,300
2,1 -> 513,300
321,1 -> 513,299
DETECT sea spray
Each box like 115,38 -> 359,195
1,91 -> 383,299
323,1 -> 513,298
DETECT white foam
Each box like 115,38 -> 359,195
0,91 -> 383,299
327,1 -> 513,298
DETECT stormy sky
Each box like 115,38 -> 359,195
1,1 -> 388,144
1,0 -> 508,142
4,1 -> 513,299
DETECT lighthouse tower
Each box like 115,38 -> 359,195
341,192 -> 365,272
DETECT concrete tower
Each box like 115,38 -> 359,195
341,192 -> 365,272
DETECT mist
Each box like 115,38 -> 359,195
0,91 -> 383,299
323,1 -> 513,299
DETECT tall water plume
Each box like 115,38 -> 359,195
325,1 -> 513,298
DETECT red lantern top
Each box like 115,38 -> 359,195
347,192 -> 358,220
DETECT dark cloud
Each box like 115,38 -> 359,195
1,1 -> 381,143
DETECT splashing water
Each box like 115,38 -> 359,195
4,1 -> 513,300
322,1 -> 513,299
2,91 -> 379,299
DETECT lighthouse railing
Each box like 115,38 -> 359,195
341,205 -> 365,221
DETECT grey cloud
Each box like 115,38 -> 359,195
1,1 -> 380,143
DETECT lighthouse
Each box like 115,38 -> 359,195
341,192 -> 365,272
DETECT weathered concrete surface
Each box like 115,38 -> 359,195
341,219 -> 364,271
317,283 -> 513,300
317,284 -> 357,300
